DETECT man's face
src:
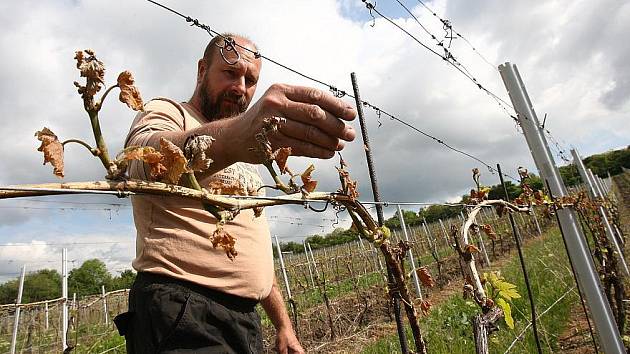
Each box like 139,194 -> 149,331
198,38 -> 262,121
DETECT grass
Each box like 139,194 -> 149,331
362,228 -> 580,353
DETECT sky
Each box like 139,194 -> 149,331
0,0 -> 628,285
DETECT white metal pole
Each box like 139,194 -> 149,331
573,150 -> 628,271
531,206 -> 542,236
44,302 -> 49,330
499,62 -> 624,353
303,241 -> 315,287
10,265 -> 26,354
591,171 -> 607,197
397,205 -> 422,300
306,242 -> 320,279
590,170 -> 625,247
62,248 -> 68,352
422,219 -> 435,254
437,219 -> 449,247
274,235 -> 292,299
102,285 -> 109,325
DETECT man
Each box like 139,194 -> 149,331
115,33 -> 356,353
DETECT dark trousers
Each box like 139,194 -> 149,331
114,272 -> 263,354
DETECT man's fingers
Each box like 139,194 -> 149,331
271,132 -> 336,159
277,119 -> 344,151
279,101 -> 356,142
283,85 -> 356,122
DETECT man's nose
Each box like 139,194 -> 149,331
230,76 -> 246,96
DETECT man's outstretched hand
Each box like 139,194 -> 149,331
231,84 -> 357,164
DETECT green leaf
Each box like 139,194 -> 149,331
490,275 -> 521,300
496,298 -> 514,329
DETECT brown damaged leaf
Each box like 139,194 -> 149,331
274,147 -> 291,174
336,156 -> 359,200
253,207 -> 264,217
481,224 -> 497,240
184,135 -> 215,172
301,164 -> 317,193
120,146 -> 165,180
465,244 -> 480,254
35,128 -> 64,178
210,227 -> 238,260
73,49 -> 105,108
159,138 -> 189,184
117,71 -> 144,111
416,266 -> 435,288
420,299 -> 432,315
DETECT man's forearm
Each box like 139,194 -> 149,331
261,278 -> 294,332
146,115 -> 246,177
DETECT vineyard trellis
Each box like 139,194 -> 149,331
0,1 -> 628,353
1,174 -> 628,353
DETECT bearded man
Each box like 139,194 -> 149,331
115,33 -> 356,354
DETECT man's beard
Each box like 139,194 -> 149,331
199,79 -> 248,121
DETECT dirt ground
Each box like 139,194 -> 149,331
557,171 -> 630,353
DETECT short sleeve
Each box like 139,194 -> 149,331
124,98 -> 186,179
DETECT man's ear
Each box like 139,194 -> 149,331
196,59 -> 206,84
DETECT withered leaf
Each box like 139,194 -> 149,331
420,299 -> 432,315
184,135 -> 215,172
336,158 -> 359,200
481,224 -> 497,240
416,266 -> 435,288
301,164 -> 318,193
211,228 -> 238,260
117,71 -> 144,111
274,147 -> 291,174
159,138 -> 189,184
74,49 -> 105,103
533,190 -> 545,205
35,127 -> 64,178
253,207 -> 264,218
120,146 -> 165,180
465,244 -> 480,254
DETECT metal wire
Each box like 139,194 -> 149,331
144,0 -> 521,183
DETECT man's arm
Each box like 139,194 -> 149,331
261,277 -> 305,354
143,84 -> 356,178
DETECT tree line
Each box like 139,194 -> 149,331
0,259 -> 135,304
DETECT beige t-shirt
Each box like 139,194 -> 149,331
125,98 -> 274,300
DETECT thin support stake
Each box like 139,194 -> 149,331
303,242 -> 315,288
102,285 -> 109,325
498,164 -> 542,354
351,72 -> 408,354
398,204 -> 422,300
62,248 -> 68,352
10,265 -> 26,354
